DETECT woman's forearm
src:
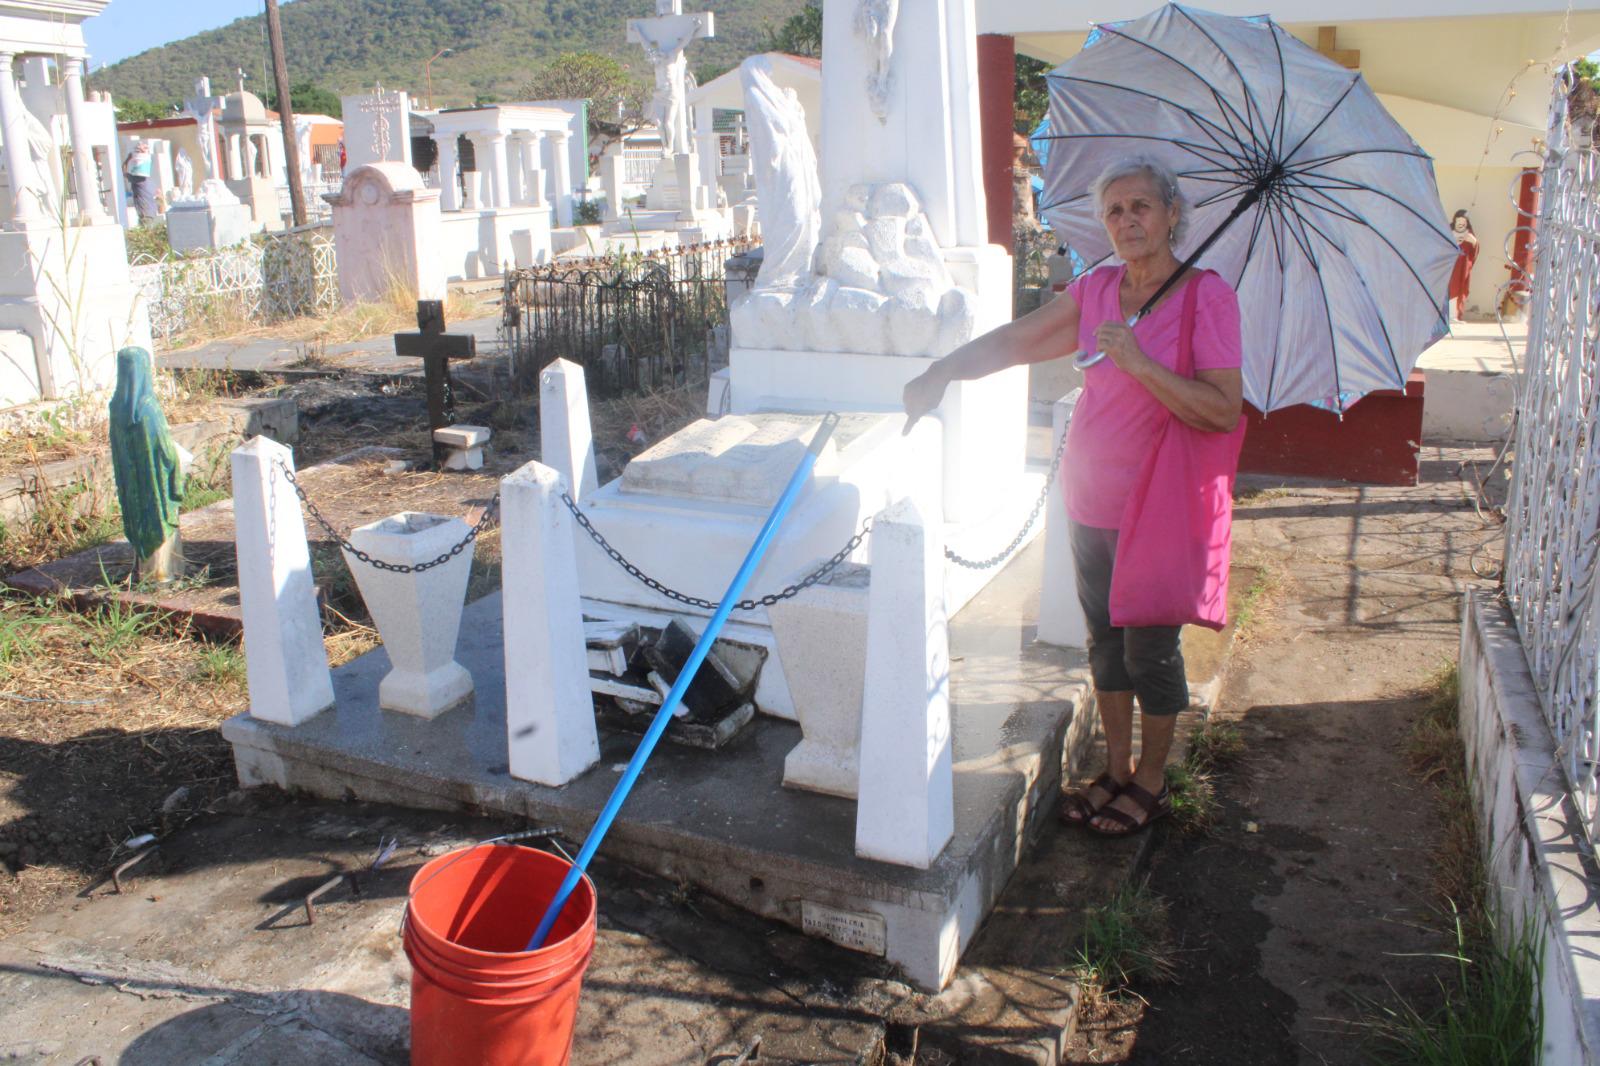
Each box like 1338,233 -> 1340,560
929,302 -> 1079,385
1128,359 -> 1241,433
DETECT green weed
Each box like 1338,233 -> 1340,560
1186,719 -> 1246,774
1365,906 -> 1543,1066
1164,761 -> 1219,834
83,598 -> 158,660
1074,880 -> 1178,993
0,607 -> 45,665
194,644 -> 246,686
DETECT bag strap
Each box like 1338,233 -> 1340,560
1176,269 -> 1213,379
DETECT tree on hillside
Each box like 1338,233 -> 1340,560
263,81 -> 343,118
114,97 -> 175,123
521,51 -> 649,154
766,2 -> 822,57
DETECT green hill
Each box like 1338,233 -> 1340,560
90,0 -> 805,111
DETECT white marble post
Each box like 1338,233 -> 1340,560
486,131 -> 510,211
549,131 -> 573,226
0,54 -> 38,225
61,57 -> 106,222
501,460 -> 600,786
461,136 -> 482,210
673,152 -> 697,222
231,437 -> 335,726
600,152 -> 623,222
1037,390 -> 1088,648
527,132 -> 548,208
539,357 -> 599,503
855,496 -> 954,869
436,135 -> 460,212
693,101 -> 719,193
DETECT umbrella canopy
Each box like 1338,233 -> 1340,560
1039,3 -> 1459,413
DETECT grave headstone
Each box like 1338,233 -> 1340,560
343,90 -> 413,170
393,300 -> 476,457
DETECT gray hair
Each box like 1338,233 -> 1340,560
1091,155 -> 1188,246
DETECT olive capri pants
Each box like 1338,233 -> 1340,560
1069,521 -> 1190,715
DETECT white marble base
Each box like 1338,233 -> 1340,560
439,206 -> 553,281
344,512 -> 475,718
768,564 -> 869,797
166,200 -> 254,252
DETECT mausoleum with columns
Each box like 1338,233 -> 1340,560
0,0 -> 151,407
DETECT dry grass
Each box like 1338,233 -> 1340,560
1406,662 -> 1485,931
169,280 -> 491,353
0,594 -> 247,934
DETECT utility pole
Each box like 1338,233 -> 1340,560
263,0 -> 307,226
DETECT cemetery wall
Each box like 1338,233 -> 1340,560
1458,589 -> 1600,1064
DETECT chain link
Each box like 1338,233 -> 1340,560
279,461 -> 499,574
561,490 -> 871,611
944,420 -> 1071,570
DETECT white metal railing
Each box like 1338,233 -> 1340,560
623,151 -> 658,185
131,226 -> 339,347
1503,85 -> 1600,843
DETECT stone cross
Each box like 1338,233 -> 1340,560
235,67 -> 249,94
393,300 -> 476,451
626,0 -> 715,158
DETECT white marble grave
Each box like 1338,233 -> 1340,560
326,162 -> 446,304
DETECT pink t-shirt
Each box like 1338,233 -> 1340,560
1062,265 -> 1243,529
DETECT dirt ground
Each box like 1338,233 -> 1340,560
0,369 -> 707,938
1063,446 -> 1509,1065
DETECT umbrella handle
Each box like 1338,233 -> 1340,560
1072,313 -> 1140,370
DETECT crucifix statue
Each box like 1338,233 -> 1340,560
627,0 -> 715,158
183,76 -> 226,183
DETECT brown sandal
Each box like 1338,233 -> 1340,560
1060,772 -> 1123,828
1087,781 -> 1172,837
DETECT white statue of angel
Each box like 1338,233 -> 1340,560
739,56 -> 820,290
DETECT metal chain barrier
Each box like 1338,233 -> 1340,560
279,461 -> 499,574
944,420 -> 1071,570
561,490 -> 871,611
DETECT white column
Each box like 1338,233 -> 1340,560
539,357 -> 599,503
501,460 -> 600,786
435,135 -> 460,212
600,152 -> 622,222
231,437 -> 335,726
506,136 -> 525,205
526,132 -> 547,209
693,101 -> 719,193
674,152 -> 697,220
486,131 -> 509,211
549,131 -> 573,227
0,53 -> 39,225
1037,389 -> 1088,647
854,496 -> 955,869
60,57 -> 106,222
461,136 -> 481,210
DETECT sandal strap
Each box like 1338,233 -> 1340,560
1090,805 -> 1143,833
1116,781 -> 1169,816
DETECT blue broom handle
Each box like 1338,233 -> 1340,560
526,412 -> 841,950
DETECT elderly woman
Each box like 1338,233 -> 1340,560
902,156 -> 1243,836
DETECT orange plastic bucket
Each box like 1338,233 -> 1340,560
404,844 -> 597,1066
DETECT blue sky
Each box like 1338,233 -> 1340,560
84,0 -> 280,72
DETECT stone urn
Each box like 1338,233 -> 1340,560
343,511 -> 475,718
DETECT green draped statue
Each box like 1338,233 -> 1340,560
109,347 -> 186,583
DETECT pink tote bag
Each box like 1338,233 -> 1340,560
1108,271 -> 1246,631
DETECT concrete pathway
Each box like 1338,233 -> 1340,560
1067,445 -> 1508,1064
156,315 -> 504,378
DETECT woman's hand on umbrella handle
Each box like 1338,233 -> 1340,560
1094,321 -> 1145,373
902,364 -> 949,436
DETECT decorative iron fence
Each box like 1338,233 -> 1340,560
501,237 -> 758,396
1503,87 -> 1600,844
131,226 -> 339,346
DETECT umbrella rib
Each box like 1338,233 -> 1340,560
1277,178 -> 1453,346
1045,74 -> 1250,160
1259,206 -> 1292,411
1280,171 -> 1460,251
1267,192 -> 1408,388
1063,22 -> 1270,161
1268,21 -> 1290,161
1171,5 -> 1275,159
1272,199 -> 1347,411
1033,127 -> 1243,169
1271,191 -> 1406,389
1280,75 -> 1362,167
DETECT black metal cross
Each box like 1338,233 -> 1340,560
393,300 -> 476,443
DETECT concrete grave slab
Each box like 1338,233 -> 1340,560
223,540 -> 1095,991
